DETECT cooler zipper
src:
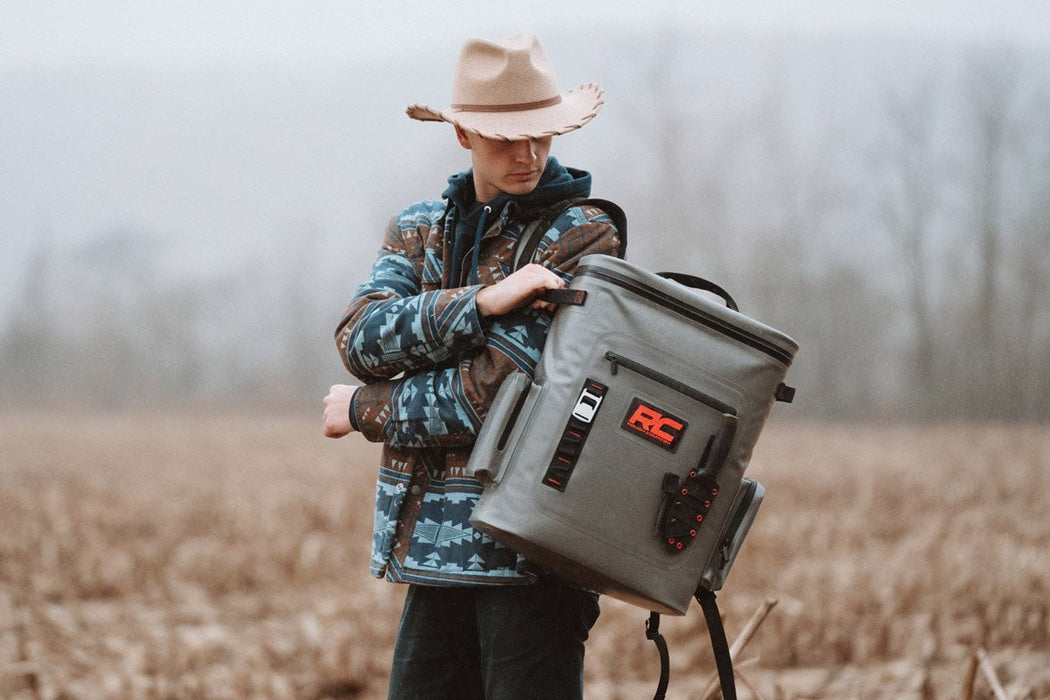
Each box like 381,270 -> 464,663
605,351 -> 736,416
577,264 -> 794,365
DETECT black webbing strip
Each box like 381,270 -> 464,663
696,588 -> 737,700
539,288 -> 587,306
645,612 -> 670,700
541,379 -> 607,491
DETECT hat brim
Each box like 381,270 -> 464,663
406,83 -> 604,141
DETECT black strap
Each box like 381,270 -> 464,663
775,382 -> 796,403
656,271 -> 739,312
696,588 -> 737,700
513,197 -> 628,272
646,591 -> 736,700
538,288 -> 587,306
584,198 -> 628,260
645,612 -> 670,700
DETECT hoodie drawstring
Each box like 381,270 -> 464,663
468,205 -> 492,285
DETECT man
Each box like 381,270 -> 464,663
323,33 -> 621,699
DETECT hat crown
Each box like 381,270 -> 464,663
405,32 -> 603,141
451,33 -> 561,108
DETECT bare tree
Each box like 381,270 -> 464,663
0,237 -> 59,405
873,74 -> 944,412
1004,85 -> 1050,418
958,46 -> 1040,418
617,29 -> 736,278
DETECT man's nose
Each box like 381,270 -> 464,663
514,139 -> 538,162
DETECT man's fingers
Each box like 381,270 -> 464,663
525,263 -> 564,287
518,265 -> 565,311
522,264 -> 564,308
477,264 -> 568,317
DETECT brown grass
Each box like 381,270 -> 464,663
1,412 -> 1048,699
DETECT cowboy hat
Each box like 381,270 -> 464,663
406,33 -> 604,141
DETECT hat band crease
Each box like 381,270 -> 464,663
450,95 -> 562,113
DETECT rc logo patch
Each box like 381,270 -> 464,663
622,398 -> 687,451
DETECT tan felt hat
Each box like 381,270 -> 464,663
406,33 -> 604,141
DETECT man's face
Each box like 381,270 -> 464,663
457,127 -> 553,202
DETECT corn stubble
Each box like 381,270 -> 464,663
1,414 -> 1048,699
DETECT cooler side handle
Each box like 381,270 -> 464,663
467,371 -> 532,486
701,479 -> 765,591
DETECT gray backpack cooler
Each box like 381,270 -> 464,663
467,253 -> 798,698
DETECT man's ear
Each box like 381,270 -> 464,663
454,125 -> 472,150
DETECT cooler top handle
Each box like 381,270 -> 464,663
656,272 -> 739,312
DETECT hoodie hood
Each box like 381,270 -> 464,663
444,157 -> 592,285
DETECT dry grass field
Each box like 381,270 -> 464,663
1,411 -> 1048,699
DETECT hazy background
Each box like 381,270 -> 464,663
3,0 -> 1050,420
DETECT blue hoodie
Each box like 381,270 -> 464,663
444,156 -> 592,286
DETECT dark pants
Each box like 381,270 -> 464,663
388,579 -> 601,700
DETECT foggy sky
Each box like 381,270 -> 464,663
6,1 -> 1050,70
3,1 -> 1050,319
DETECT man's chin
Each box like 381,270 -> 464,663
503,179 -> 541,195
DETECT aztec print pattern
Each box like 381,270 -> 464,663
337,197 -> 621,585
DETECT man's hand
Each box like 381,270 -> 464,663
475,263 -> 566,317
323,384 -> 359,438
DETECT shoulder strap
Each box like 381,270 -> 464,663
587,198 -> 628,259
513,216 -> 550,271
645,589 -> 737,700
697,588 -> 737,700
513,197 -> 628,272
646,612 -> 671,700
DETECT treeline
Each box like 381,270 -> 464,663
1,34 -> 1048,420
602,36 -> 1050,421
0,225 -> 345,410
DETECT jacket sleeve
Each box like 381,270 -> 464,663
349,205 -> 622,448
335,210 -> 489,383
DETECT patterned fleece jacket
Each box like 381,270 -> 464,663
335,157 -> 621,585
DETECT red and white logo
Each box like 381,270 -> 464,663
622,398 -> 687,451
